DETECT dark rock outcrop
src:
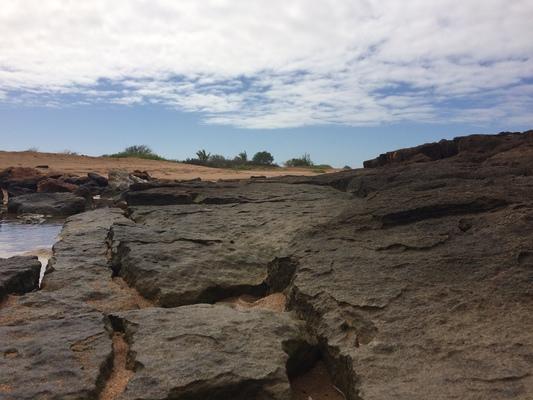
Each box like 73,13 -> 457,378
112,183 -> 350,306
37,177 -> 79,193
363,130 -> 533,168
7,192 -> 86,216
0,167 -> 44,196
109,305 -> 312,400
0,256 -> 41,301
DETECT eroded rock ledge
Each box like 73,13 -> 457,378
1,131 -> 532,400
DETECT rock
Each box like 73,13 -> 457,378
283,131 -> 533,399
1,131 -> 533,400
131,170 -> 152,181
0,209 -> 148,399
37,177 -> 79,193
7,192 -> 86,216
0,167 -> 44,196
363,130 -> 533,168
16,213 -> 47,224
0,256 -> 41,301
110,183 -> 350,306
110,305 -> 312,400
87,172 -> 109,187
0,312 -> 113,400
108,169 -> 135,192
35,165 -> 49,169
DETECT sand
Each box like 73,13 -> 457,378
291,361 -> 346,400
219,293 -> 287,312
98,333 -> 134,400
0,150 -> 335,181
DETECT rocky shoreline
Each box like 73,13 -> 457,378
1,130 -> 532,399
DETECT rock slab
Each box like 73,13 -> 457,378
0,256 -> 41,301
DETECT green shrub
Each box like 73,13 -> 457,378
104,145 -> 166,161
285,153 -> 314,167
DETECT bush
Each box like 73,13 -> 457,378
104,145 -> 166,161
285,153 -> 314,167
252,151 -> 274,165
343,165 -> 352,170
234,151 -> 248,163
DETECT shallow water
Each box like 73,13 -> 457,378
0,219 -> 63,285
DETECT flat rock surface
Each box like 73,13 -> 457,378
0,256 -> 41,301
111,183 -> 351,306
112,304 -> 311,400
7,192 -> 86,216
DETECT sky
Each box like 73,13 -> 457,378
1,0 -> 532,167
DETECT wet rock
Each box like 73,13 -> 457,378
7,192 -> 86,216
0,256 -> 41,301
16,213 -> 47,224
37,177 -> 79,193
110,304 -> 312,400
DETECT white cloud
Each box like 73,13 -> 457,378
0,0 -> 532,128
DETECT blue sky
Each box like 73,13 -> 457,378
1,1 -> 532,167
1,104 -> 526,167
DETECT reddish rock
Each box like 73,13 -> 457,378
363,130 -> 533,168
0,167 -> 43,187
37,178 -> 78,193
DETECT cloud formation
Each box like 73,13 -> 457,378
1,0 -> 532,128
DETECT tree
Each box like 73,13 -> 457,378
196,149 -> 211,162
252,151 -> 274,165
234,151 -> 248,163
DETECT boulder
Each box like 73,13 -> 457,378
0,256 -> 42,300
7,192 -> 86,216
87,172 -> 109,187
0,167 -> 44,196
131,170 -> 152,181
108,169 -> 135,192
37,177 -> 79,193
